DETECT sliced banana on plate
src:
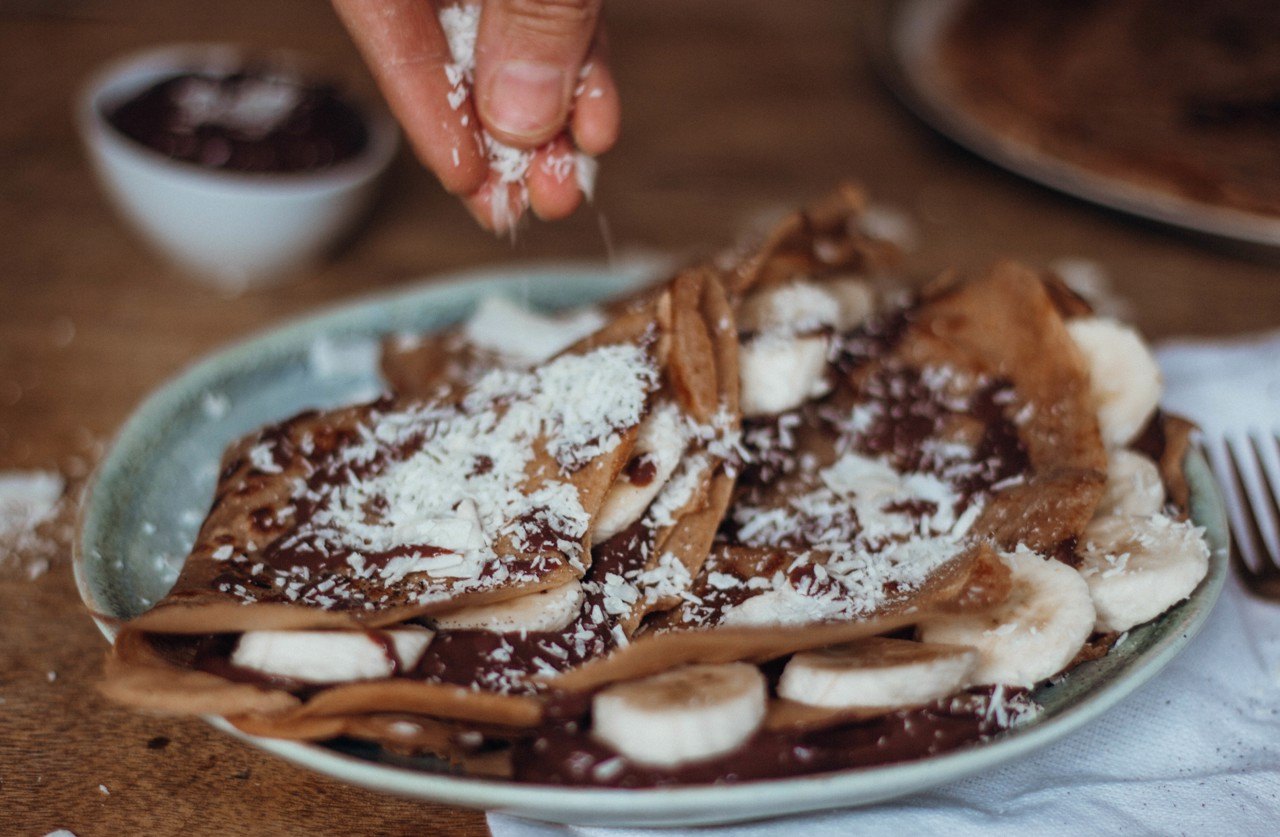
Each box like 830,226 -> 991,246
777,637 -> 976,709
1096,448 -> 1165,518
739,333 -> 831,416
1066,316 -> 1162,448
591,662 -> 767,767
430,580 -> 585,633
738,281 -> 840,334
592,402 -> 690,542
738,281 -> 840,417
1078,513 -> 1210,633
917,546 -> 1095,688
232,627 -> 434,684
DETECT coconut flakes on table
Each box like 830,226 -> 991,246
438,3 -> 598,230
0,471 -> 64,544
0,470 -> 68,578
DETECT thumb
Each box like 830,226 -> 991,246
474,0 -> 601,147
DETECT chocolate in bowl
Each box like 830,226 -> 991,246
105,69 -> 369,175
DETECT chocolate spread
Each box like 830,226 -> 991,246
107,69 -> 368,174
513,687 -> 1030,787
410,522 -> 652,694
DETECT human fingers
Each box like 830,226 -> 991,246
527,135 -> 586,220
473,0 -> 602,148
332,0 -> 486,194
570,33 -> 619,156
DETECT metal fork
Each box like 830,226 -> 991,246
1209,432 -> 1280,599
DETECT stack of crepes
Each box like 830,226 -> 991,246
100,185 -> 1209,784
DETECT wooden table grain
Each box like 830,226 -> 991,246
2,2 -> 1277,835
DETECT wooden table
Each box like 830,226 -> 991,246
2,2 -> 1277,834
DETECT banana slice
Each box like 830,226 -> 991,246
737,281 -> 839,416
1097,449 -> 1165,518
777,637 -> 976,709
591,662 -> 767,767
917,546 -> 1095,688
1078,513 -> 1210,632
1065,317 -> 1162,447
231,627 -> 433,684
592,402 -> 689,542
738,281 -> 840,334
430,580 -> 585,633
739,333 -> 831,416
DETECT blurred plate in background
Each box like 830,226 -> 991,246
876,0 -> 1280,253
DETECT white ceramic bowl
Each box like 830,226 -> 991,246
77,43 -> 400,291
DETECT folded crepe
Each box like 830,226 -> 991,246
101,268 -> 742,729
363,269 -> 743,703
100,184 -> 1194,777
534,193 -> 1106,693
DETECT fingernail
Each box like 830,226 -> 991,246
483,60 -> 567,140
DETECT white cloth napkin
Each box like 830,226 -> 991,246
489,332 -> 1280,837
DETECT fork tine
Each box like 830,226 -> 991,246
1247,433 -> 1280,568
1221,438 -> 1271,592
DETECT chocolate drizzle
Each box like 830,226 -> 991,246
833,305 -> 914,376
408,522 -> 654,694
623,454 -> 658,487
726,365 -> 1030,551
513,687 -> 1030,787
201,396 -> 574,611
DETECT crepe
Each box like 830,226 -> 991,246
102,268 -> 741,727
547,542 -> 1009,692
97,184 -> 1199,781
321,270 -> 744,706
724,182 -> 903,299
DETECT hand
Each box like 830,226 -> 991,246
333,0 -> 620,232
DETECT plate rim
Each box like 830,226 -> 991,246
74,263 -> 1230,826
878,0 -> 1280,250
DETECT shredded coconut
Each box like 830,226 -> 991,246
463,296 -> 606,367
307,334 -> 380,381
693,364 -> 1028,628
243,344 -> 657,606
437,3 -> 599,230
201,391 -> 231,419
644,453 -> 710,530
740,281 -> 841,335
0,471 -> 64,545
0,470 -> 67,577
859,205 -> 918,251
635,552 -> 695,604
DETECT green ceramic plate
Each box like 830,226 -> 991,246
75,263 -> 1229,827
